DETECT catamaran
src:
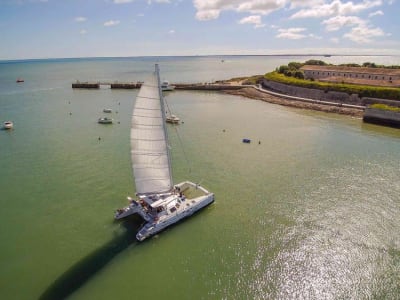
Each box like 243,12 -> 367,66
115,64 -> 214,241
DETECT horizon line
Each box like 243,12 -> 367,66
1,53 -> 399,63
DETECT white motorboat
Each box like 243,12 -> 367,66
103,108 -> 112,113
161,81 -> 175,91
115,65 -> 214,241
3,121 -> 13,129
166,114 -> 180,124
98,117 -> 113,124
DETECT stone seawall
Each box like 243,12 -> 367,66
262,79 -> 400,107
262,79 -> 362,105
363,108 -> 400,128
174,84 -> 246,90
72,82 -> 100,89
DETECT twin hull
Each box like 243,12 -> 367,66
115,181 -> 214,241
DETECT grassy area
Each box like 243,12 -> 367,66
370,103 -> 400,112
265,71 -> 400,101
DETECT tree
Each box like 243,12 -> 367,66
305,59 -> 327,66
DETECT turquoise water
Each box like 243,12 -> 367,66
1,56 -> 400,299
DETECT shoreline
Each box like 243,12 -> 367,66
222,87 -> 364,117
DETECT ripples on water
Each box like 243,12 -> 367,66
244,159 -> 400,299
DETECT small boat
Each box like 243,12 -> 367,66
115,65 -> 214,241
3,121 -> 13,129
98,117 -> 113,124
16,78 -> 24,83
103,108 -> 112,113
166,114 -> 180,124
161,81 -> 175,91
242,138 -> 251,143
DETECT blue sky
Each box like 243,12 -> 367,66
1,0 -> 399,59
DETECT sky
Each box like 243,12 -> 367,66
0,0 -> 399,60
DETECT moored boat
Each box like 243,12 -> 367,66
161,81 -> 175,91
114,65 -> 214,241
3,121 -> 13,129
16,78 -> 24,83
98,117 -> 113,124
103,108 -> 112,113
166,114 -> 180,124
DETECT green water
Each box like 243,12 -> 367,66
1,56 -> 400,299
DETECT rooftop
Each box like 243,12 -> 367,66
300,65 -> 400,76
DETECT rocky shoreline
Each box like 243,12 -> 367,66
223,87 -> 364,117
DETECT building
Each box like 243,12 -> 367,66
300,65 -> 400,87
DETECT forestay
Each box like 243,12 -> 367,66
131,65 -> 173,195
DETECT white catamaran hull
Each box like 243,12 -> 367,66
115,181 -> 214,241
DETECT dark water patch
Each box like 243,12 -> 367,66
39,217 -> 142,300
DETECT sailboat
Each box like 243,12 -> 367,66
115,64 -> 214,241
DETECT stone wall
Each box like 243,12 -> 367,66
262,79 -> 362,105
262,79 -> 400,106
363,108 -> 400,128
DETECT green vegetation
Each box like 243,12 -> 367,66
265,71 -> 400,100
370,103 -> 400,112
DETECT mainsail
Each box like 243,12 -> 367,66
131,65 -> 173,195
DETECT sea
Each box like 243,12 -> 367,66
1,55 -> 400,300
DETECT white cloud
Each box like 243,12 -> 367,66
75,17 -> 87,22
80,29 -> 87,35
194,0 -> 286,21
369,10 -> 383,17
113,0 -> 134,3
169,29 -> 175,34
238,15 -> 265,28
291,0 -> 382,19
330,37 -> 340,43
289,0 -> 324,8
104,20 -> 121,26
343,24 -> 385,43
276,27 -> 307,39
308,33 -> 322,39
322,15 -> 364,31
148,0 -> 171,3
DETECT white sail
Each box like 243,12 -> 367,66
131,65 -> 173,195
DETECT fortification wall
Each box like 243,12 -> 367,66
262,79 -> 399,106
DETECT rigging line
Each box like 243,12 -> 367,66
171,124 -> 192,175
162,96 -> 192,174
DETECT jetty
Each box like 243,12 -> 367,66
72,81 -> 142,89
72,81 -> 250,90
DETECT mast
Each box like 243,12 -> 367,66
155,64 -> 174,188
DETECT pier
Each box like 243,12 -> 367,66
72,81 -> 142,89
72,81 -> 250,90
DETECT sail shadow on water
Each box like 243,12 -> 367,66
39,216 -> 142,300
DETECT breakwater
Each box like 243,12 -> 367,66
363,108 -> 400,128
72,82 -> 142,89
72,81 -> 249,90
